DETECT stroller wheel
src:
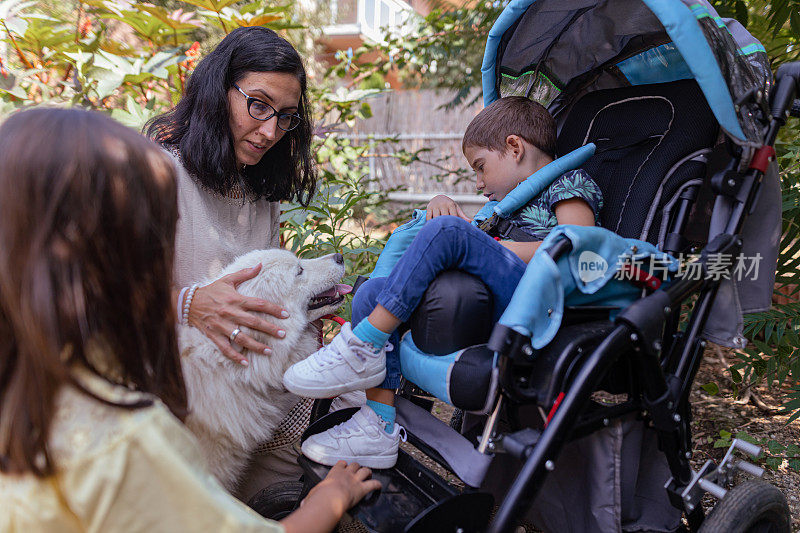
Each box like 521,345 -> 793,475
248,481 -> 304,520
699,479 -> 790,533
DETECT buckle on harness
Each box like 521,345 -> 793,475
477,214 -> 514,240
476,214 -> 499,234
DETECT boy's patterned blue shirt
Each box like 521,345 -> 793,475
505,169 -> 604,241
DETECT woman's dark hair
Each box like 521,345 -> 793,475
146,26 -> 316,205
0,108 -> 187,477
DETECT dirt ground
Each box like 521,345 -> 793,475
402,347 -> 799,531
689,347 -> 799,530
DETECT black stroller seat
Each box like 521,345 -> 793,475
558,79 -> 719,244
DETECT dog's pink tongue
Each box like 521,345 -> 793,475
314,284 -> 353,298
336,284 -> 352,295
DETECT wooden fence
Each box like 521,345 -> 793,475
343,89 -> 487,208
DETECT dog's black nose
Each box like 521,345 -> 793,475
332,253 -> 344,265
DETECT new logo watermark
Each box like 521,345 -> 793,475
578,251 -> 608,283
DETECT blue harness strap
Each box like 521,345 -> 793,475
491,143 -> 596,218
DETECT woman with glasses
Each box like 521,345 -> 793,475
146,26 -> 318,500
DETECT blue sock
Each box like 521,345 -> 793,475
366,400 -> 396,433
352,318 -> 391,352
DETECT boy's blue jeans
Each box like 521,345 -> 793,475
352,216 -> 528,389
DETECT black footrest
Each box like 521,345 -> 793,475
300,407 -> 494,532
301,451 -> 488,532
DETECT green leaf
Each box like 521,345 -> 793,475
359,102 -> 373,119
323,87 -> 385,103
791,10 -> 800,36
180,0 -> 241,12
94,69 -> 125,99
735,431 -> 761,447
0,83 -> 27,99
136,4 -> 201,32
734,0 -> 749,27
701,382 -> 720,395
110,96 -> 157,129
140,50 -> 183,78
91,50 -> 137,75
767,440 -> 785,454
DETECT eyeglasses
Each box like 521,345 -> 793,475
233,83 -> 302,132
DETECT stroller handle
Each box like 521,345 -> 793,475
771,62 -> 800,121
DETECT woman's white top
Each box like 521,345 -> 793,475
168,150 -> 281,288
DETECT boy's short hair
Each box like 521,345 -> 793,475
462,96 -> 556,158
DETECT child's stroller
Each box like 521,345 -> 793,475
252,1 -> 794,531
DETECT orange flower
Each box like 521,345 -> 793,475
79,19 -> 92,38
185,42 -> 200,59
180,42 -> 201,70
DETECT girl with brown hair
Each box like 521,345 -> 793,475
0,108 -> 378,532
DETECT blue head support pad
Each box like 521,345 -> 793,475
492,143 -> 596,218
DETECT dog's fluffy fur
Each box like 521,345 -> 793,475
178,249 -> 346,490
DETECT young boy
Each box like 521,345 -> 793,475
283,97 -> 603,468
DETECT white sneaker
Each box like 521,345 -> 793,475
301,405 -> 406,469
283,322 -> 387,398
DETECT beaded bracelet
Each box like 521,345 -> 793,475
177,286 -> 188,324
182,283 -> 199,326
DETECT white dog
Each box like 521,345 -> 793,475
178,249 -> 350,490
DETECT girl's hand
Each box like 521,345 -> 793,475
187,263 -> 288,366
304,461 -> 381,512
426,195 -> 470,221
281,461 -> 381,533
309,461 -> 381,513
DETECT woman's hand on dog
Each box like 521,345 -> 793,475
189,263 -> 288,366
426,194 -> 470,221
281,461 -> 381,533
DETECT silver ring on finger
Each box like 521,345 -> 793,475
229,327 -> 242,343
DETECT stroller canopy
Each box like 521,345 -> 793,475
481,0 -> 771,144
